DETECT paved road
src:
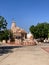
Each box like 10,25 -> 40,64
0,43 -> 49,65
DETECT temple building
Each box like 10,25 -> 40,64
6,20 -> 36,46
11,21 -> 27,41
1,20 -> 36,46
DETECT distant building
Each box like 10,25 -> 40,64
7,20 -> 36,46
11,21 -> 27,40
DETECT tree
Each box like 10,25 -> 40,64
0,16 -> 7,31
29,22 -> 49,39
0,16 -> 8,41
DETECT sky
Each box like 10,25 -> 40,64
0,0 -> 49,32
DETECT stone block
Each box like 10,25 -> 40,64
2,40 -> 6,44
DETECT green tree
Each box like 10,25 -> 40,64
29,22 -> 49,39
0,16 -> 7,31
0,16 -> 8,41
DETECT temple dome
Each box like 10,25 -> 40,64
27,32 -> 33,39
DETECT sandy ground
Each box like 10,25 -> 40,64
0,43 -> 49,65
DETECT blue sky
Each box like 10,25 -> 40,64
0,0 -> 49,32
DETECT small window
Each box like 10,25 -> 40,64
16,36 -> 21,39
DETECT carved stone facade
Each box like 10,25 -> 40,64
11,22 -> 27,41
7,21 -> 36,46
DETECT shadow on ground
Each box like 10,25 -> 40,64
0,46 -> 22,56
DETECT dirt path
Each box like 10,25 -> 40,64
0,43 -> 49,65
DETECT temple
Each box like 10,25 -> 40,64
6,20 -> 36,46
11,21 -> 27,41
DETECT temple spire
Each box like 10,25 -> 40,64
11,19 -> 16,29
12,18 -> 16,23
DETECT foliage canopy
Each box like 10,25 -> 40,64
29,22 -> 49,39
0,16 -> 9,41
